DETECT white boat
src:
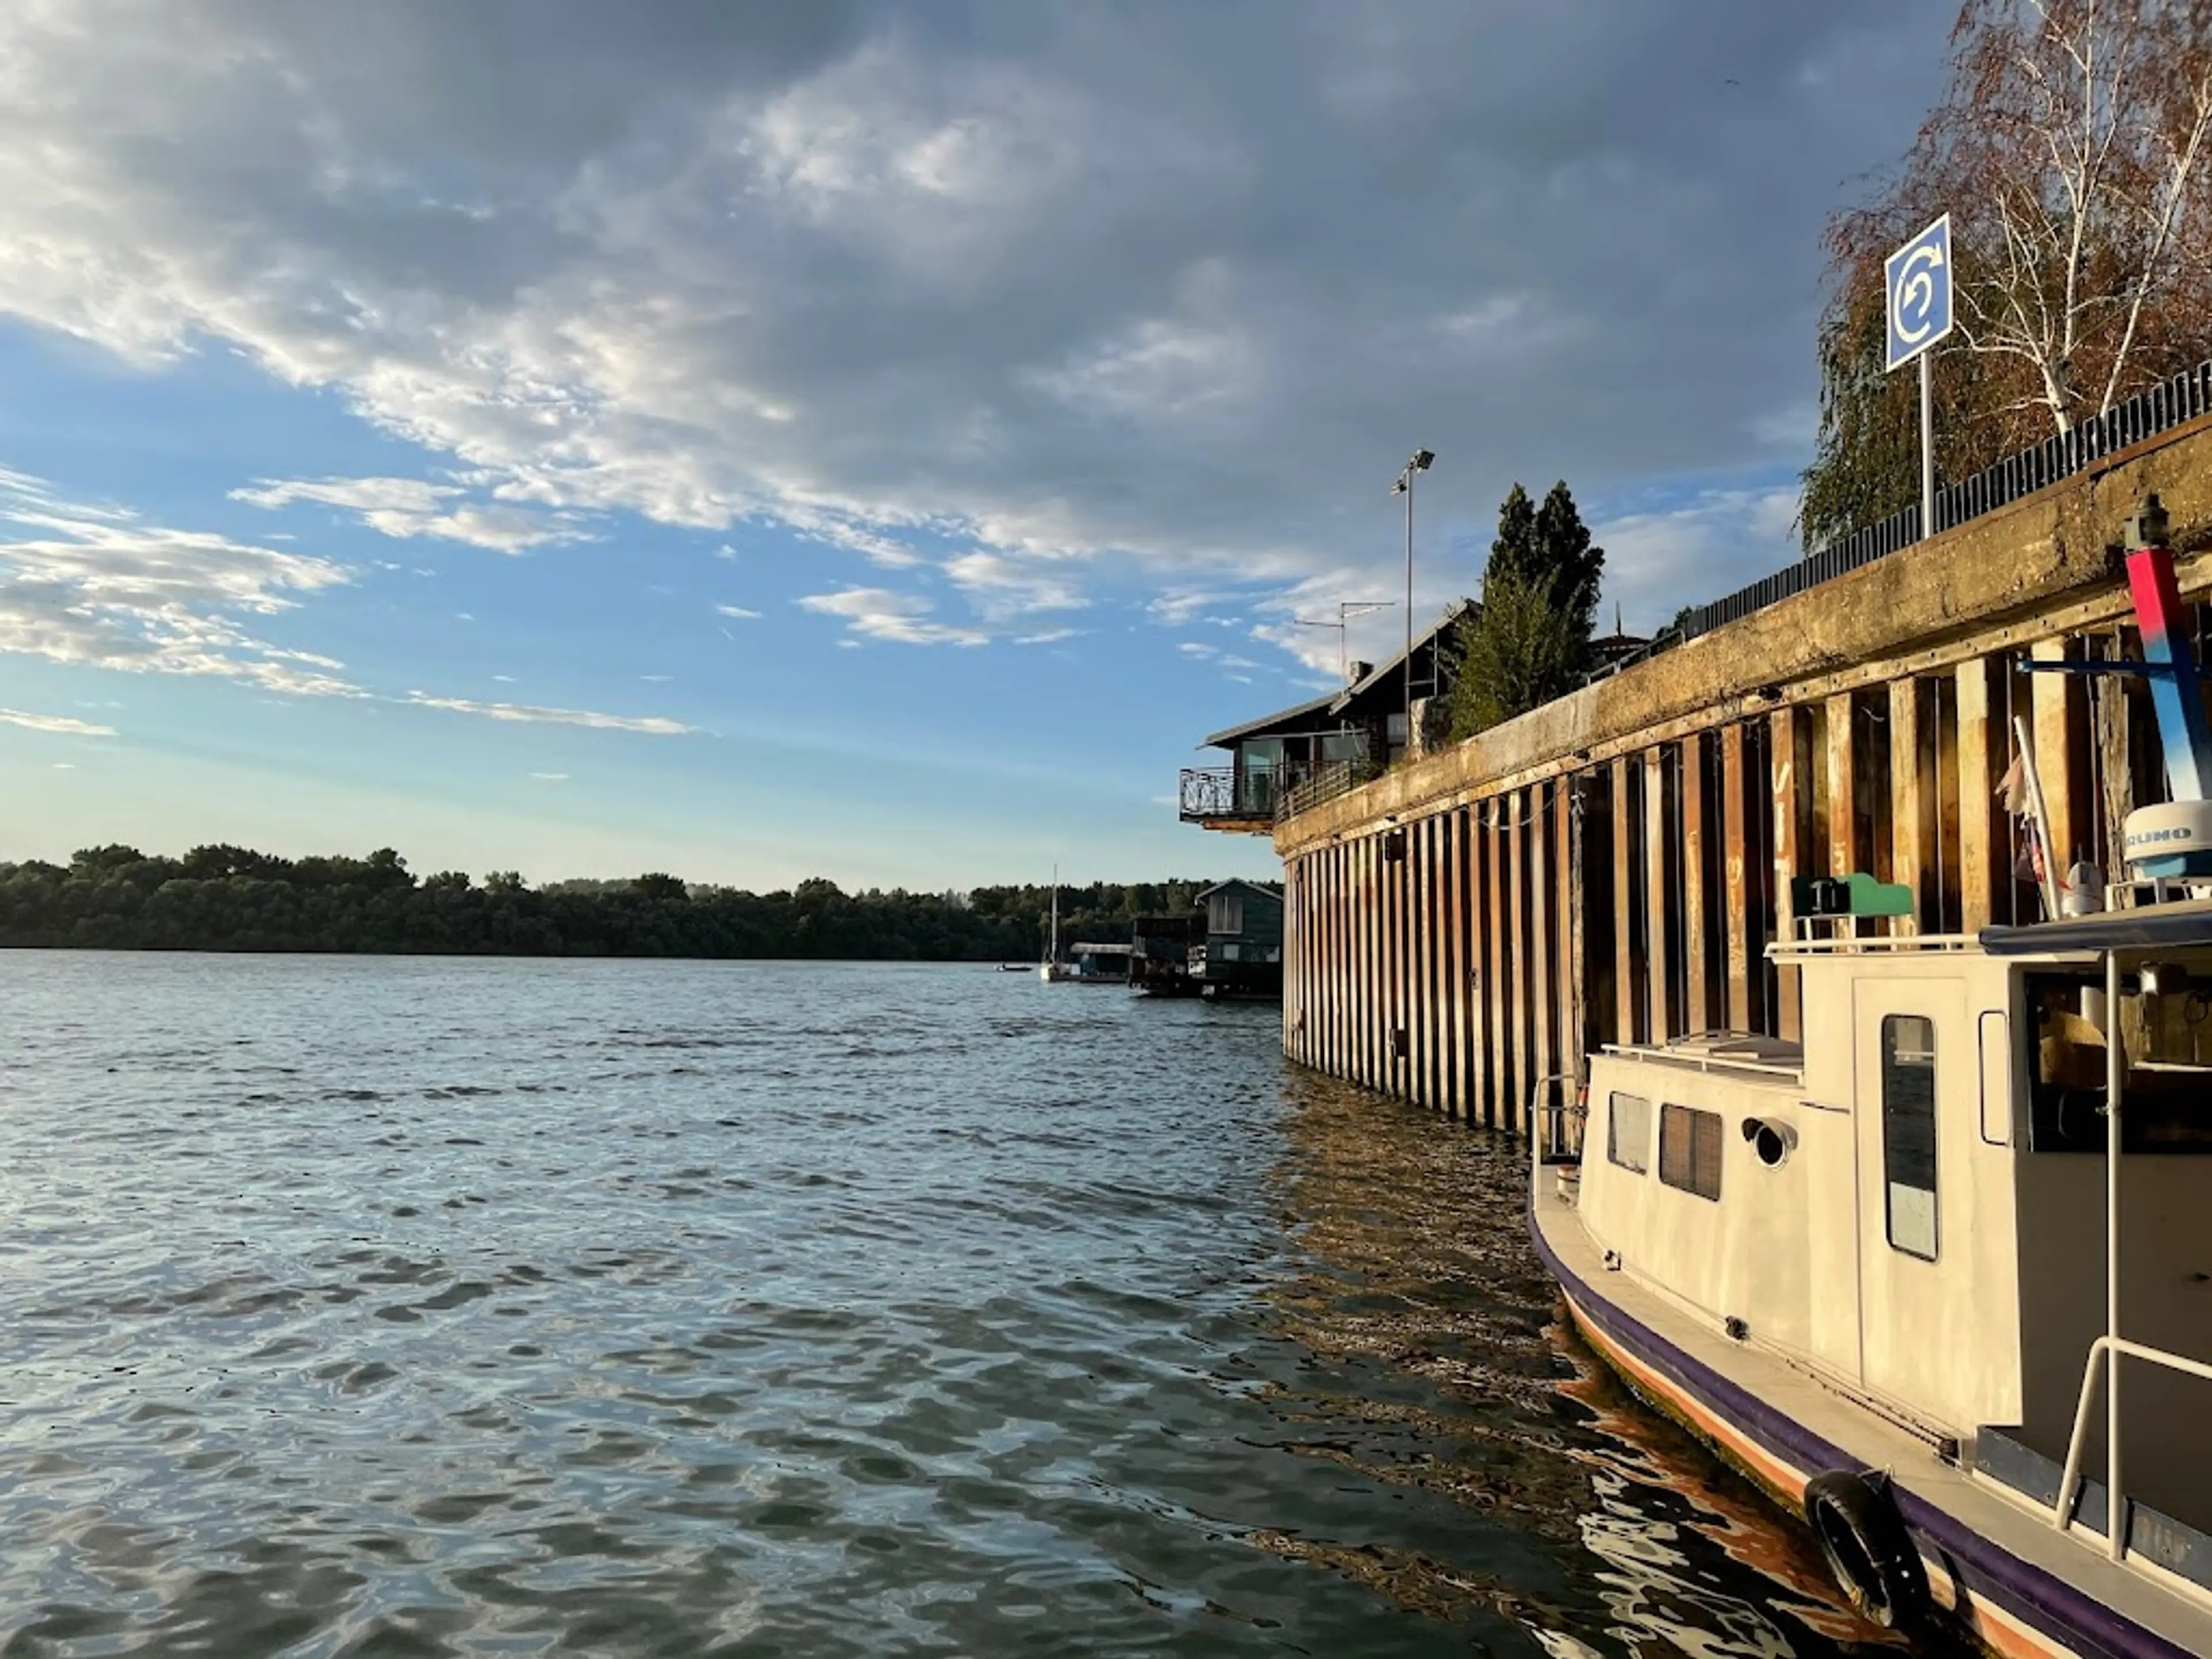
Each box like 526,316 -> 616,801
1531,498 -> 2212,1658
1039,869 -> 1069,982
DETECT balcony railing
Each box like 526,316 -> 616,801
1277,756 -> 1381,821
1179,766 -> 1279,824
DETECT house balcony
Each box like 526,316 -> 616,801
1177,767 -> 1279,834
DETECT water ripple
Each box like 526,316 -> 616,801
0,953 -> 1949,1657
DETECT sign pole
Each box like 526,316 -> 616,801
1884,212 -> 1952,544
1920,350 -> 1935,541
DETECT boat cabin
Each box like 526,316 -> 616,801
1063,940 -> 1133,983
1571,914 -> 2212,1590
1131,914 -> 1202,995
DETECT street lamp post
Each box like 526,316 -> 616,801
1390,449 -> 1435,756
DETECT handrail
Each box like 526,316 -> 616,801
1277,755 -> 1381,822
1532,1073 -> 1585,1164
2054,1335 -> 2212,1560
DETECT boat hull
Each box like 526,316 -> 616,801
1529,1189 -> 2201,1659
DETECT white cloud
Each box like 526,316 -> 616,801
52,761 -> 77,770
232,476 -> 590,553
714,603 -> 762,619
942,550 -> 1086,619
1147,590 -> 1232,628
530,771 -> 569,782
1592,486 -> 1803,634
797,586 -> 988,646
402,693 -> 692,734
1013,626 -> 1080,645
0,707 -> 116,736
0,467 -> 359,696
0,3 -> 1947,653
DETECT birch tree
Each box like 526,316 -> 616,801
1802,0 -> 2212,548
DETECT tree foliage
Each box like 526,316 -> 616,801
1804,0 -> 2212,549
1445,564 -> 1581,739
0,844 -> 1222,960
1442,480 -> 1604,740
1483,480 -> 1605,647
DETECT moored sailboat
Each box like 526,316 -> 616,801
1039,868 -> 1070,982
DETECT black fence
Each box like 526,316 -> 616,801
1677,355 -> 2212,643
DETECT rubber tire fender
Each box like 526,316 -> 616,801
1802,1469 -> 1930,1630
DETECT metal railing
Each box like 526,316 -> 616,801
1217,358 -> 2212,831
2055,1335 -> 2212,1562
1275,756 -> 1381,822
1179,766 -> 1279,822
1534,1075 -> 1585,1164
1680,356 -> 2212,643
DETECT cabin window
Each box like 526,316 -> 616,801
1658,1104 -> 1722,1200
1882,1014 -> 1939,1260
2020,971 -> 2212,1153
1607,1094 -> 1651,1173
1210,892 -> 1244,934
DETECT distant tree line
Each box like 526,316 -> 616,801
0,844 -> 1225,960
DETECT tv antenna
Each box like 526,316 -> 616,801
1293,600 -> 1395,681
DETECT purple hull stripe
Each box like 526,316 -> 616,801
1527,1198 -> 2191,1659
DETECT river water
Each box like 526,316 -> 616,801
0,953 -> 1916,1658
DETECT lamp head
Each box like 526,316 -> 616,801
1412,449 -> 1435,471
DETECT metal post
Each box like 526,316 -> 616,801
1920,352 -> 1936,540
1404,467 -> 1415,752
2105,944 -> 2123,1561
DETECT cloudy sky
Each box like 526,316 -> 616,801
0,0 -> 1952,889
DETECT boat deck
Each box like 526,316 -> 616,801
1532,1167 -> 2212,1659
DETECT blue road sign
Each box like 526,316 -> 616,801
1885,214 -> 1953,372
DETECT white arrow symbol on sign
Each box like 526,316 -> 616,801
1893,240 -> 1946,345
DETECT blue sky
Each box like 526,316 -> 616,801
0,2 -> 1951,890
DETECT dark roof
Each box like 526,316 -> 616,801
1979,900 -> 2212,956
1329,600 -> 1472,716
1197,878 -> 1283,902
1200,688 -> 1341,750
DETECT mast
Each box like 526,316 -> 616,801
1048,865 -> 1059,963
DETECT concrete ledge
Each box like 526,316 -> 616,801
1278,414 -> 2212,857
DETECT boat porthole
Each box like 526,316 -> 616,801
1741,1116 -> 1797,1169
1802,1471 -> 1929,1630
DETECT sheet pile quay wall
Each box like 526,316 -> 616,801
1275,417 -> 2212,1134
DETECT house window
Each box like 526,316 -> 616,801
1883,1014 -> 1939,1260
1659,1103 -> 1722,1200
1209,892 -> 1244,934
1607,1094 -> 1651,1174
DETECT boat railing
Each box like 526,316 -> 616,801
2055,1335 -> 2212,1562
1533,1074 -> 1585,1165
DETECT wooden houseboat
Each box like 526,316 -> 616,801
1196,879 -> 1284,999
1531,501 -> 2212,1657
1131,913 -> 1203,996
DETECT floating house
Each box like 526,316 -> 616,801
1064,940 -> 1133,984
1179,604 -> 1470,834
1131,913 -> 1203,996
1196,879 -> 1283,998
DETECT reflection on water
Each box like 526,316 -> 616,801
0,952 -> 1950,1657
1259,1069 -> 1928,1657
